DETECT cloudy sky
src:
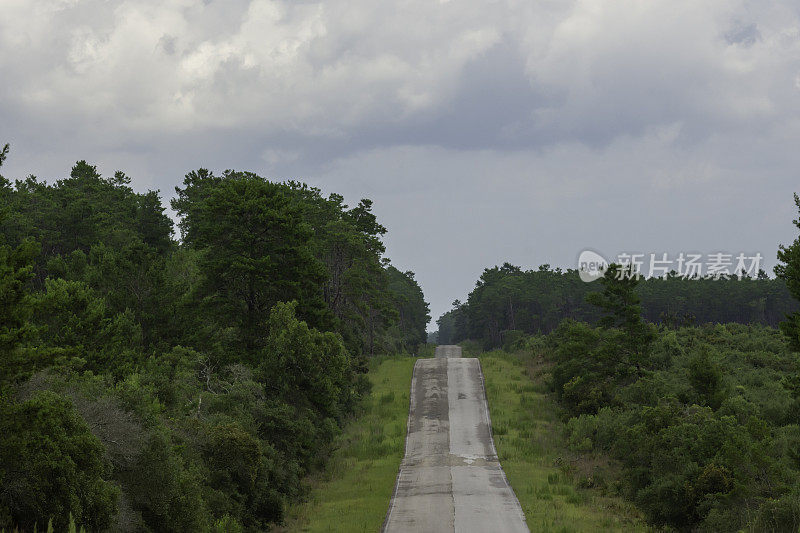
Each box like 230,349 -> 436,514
2,0 -> 800,325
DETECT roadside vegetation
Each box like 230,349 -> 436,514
441,193 -> 800,531
480,351 -> 648,532
543,321 -> 800,531
0,145 -> 430,531
465,271 -> 800,530
284,356 -> 416,532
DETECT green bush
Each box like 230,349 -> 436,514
0,392 -> 119,530
501,329 -> 527,351
546,322 -> 800,530
566,414 -> 598,452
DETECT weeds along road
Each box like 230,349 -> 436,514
382,345 -> 529,533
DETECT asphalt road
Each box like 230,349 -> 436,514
383,345 -> 529,533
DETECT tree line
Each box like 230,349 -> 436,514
0,144 -> 430,531
436,262 -> 797,348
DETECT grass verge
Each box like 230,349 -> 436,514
480,350 -> 649,532
283,356 -> 416,532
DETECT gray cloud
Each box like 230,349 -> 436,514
2,0 -> 800,322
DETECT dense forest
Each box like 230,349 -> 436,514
439,194 -> 800,531
0,144 -> 429,531
436,263 -> 797,348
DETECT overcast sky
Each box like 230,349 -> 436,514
2,0 -> 800,326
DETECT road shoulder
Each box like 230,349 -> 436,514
479,350 -> 649,532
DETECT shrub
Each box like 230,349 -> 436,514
0,392 -> 119,530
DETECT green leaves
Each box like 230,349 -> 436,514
688,348 -> 726,409
439,261 -> 797,350
0,143 -> 8,170
551,319 -> 800,530
0,391 -> 119,531
587,263 -> 656,371
173,169 -> 429,358
0,155 -> 427,530
261,301 -> 352,420
174,171 -> 332,348
0,237 -> 39,386
385,266 -> 430,351
31,278 -> 142,376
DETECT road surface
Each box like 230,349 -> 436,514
383,345 -> 528,533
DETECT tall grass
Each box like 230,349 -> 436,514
283,356 -> 416,532
2,515 -> 86,533
480,351 -> 650,532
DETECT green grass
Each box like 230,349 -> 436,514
286,350 -> 648,532
284,356 -> 416,532
479,351 -> 650,532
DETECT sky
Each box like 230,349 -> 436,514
2,0 -> 800,326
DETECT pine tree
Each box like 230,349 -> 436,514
586,263 -> 655,371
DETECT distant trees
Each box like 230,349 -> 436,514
0,145 -> 430,530
280,183 -> 428,357
385,267 -> 431,352
435,301 -> 459,344
439,262 -> 796,349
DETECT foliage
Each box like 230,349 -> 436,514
449,186 -> 800,531
285,357 -> 415,532
586,264 -> 656,370
0,147 -> 429,530
438,262 -> 796,349
479,351 -> 647,531
173,170 -> 332,345
0,391 -> 119,531
547,323 -> 800,531
528,254 -> 800,529
0,235 -> 39,387
384,266 -> 431,352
